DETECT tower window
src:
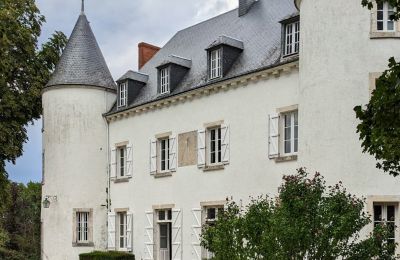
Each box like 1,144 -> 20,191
118,82 -> 127,107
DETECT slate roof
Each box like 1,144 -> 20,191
46,13 -> 116,90
108,0 -> 298,114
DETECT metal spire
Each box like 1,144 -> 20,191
81,0 -> 85,14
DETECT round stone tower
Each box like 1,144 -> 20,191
41,6 -> 116,260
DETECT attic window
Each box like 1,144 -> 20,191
159,67 -> 170,94
284,20 -> 300,56
118,82 -> 127,108
209,48 -> 222,80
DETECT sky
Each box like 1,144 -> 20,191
5,0 -> 238,184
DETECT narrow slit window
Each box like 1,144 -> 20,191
160,67 -> 170,94
159,138 -> 170,172
283,111 -> 298,155
117,146 -> 127,178
208,127 -> 222,165
76,212 -> 89,243
209,48 -> 222,79
118,83 -> 127,107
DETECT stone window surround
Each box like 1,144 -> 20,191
369,72 -> 383,96
370,3 -> 400,39
72,208 -> 94,247
154,131 -> 174,178
274,104 -> 299,163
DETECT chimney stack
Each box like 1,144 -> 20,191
138,42 -> 161,70
238,0 -> 257,17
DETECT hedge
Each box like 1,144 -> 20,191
79,251 -> 135,260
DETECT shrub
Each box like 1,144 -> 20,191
79,251 -> 135,260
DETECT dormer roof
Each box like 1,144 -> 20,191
117,70 -> 149,84
206,35 -> 244,51
46,13 -> 116,90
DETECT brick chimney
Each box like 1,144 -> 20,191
238,0 -> 257,16
138,42 -> 161,69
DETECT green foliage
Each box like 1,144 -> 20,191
0,0 -> 67,174
354,57 -> 400,176
201,169 -> 397,259
79,251 -> 135,260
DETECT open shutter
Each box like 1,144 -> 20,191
144,211 -> 154,260
107,212 -> 116,250
221,124 -> 230,164
191,208 -> 202,260
169,135 -> 177,172
127,211 -> 133,251
110,148 -> 117,179
197,129 -> 206,168
172,209 -> 183,260
150,139 -> 157,174
126,145 -> 133,177
268,114 -> 280,158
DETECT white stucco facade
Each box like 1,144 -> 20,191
42,0 -> 400,259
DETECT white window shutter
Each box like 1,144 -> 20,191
126,211 -> 133,251
107,212 -> 116,250
172,209 -> 183,260
269,114 -> 280,158
197,129 -> 206,168
110,148 -> 117,179
126,145 -> 133,177
169,135 -> 177,172
221,124 -> 230,164
144,211 -> 154,260
150,139 -> 157,174
191,208 -> 202,260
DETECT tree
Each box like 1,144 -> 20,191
355,1 -> 400,176
0,0 -> 67,175
201,169 -> 396,259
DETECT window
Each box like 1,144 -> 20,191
150,135 -> 176,175
374,203 -> 396,253
117,146 -> 127,178
73,209 -> 93,246
208,127 -> 222,165
377,2 -> 395,31
117,212 -> 127,250
284,21 -> 300,56
76,211 -> 89,243
202,206 -> 224,259
160,67 -> 170,94
159,138 -> 170,172
283,111 -> 298,155
209,48 -> 222,79
118,83 -> 127,107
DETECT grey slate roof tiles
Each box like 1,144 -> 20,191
46,14 -> 116,90
108,0 -> 298,114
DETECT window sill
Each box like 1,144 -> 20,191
370,31 -> 400,39
154,172 -> 172,178
203,164 -> 225,172
275,154 -> 297,163
112,177 -> 131,183
72,242 -> 94,247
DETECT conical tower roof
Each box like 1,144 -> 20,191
46,12 -> 116,90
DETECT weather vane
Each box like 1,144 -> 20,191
81,0 -> 85,14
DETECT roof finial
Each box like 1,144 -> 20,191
81,0 -> 85,14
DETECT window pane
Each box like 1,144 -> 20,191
160,224 -> 168,248
207,208 -> 216,220
167,209 -> 172,220
387,205 -> 395,221
218,128 -> 222,163
377,21 -> 384,30
374,205 -> 382,221
387,21 -> 394,31
159,210 -> 165,221
377,10 -> 383,20
285,140 -> 291,154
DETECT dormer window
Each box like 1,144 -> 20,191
209,48 -> 222,80
284,20 -> 300,56
118,82 -> 127,107
160,67 -> 170,94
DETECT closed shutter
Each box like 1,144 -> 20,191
268,114 -> 280,158
144,211 -> 154,260
221,124 -> 230,164
127,211 -> 133,251
169,135 -> 177,172
191,208 -> 202,260
172,209 -> 183,260
110,148 -> 117,179
197,129 -> 206,168
126,145 -> 133,177
150,139 -> 157,174
107,212 -> 116,250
